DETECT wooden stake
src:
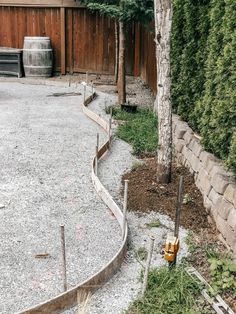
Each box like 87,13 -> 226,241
122,180 -> 128,239
142,236 -> 155,296
83,85 -> 86,105
60,225 -> 67,292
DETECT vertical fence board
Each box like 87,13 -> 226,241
0,5 -> 157,92
139,25 -> 156,93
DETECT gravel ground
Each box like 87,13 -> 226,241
0,79 -> 122,313
64,86 -> 189,314
48,74 -> 155,109
0,78 -> 189,314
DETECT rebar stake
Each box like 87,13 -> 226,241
97,132 -> 99,148
142,236 -> 155,296
91,82 -> 94,97
108,117 -> 112,147
95,144 -> 98,176
122,180 -> 128,240
60,225 -> 67,292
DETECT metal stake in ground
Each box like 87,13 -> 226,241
95,144 -> 98,176
174,175 -> 184,238
166,175 -> 184,269
86,71 -> 88,85
108,117 -> 112,147
122,180 -> 129,240
91,82 -> 94,97
60,225 -> 67,291
142,236 -> 155,296
97,132 -> 99,149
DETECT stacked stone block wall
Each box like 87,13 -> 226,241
172,114 -> 236,258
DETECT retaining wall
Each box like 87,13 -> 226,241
172,114 -> 236,258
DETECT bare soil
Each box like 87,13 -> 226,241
122,157 -> 211,232
122,157 -> 236,312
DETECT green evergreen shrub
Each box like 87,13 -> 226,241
171,0 -> 236,176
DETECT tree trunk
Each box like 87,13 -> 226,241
117,21 -> 126,105
154,0 -> 173,183
114,20 -> 119,84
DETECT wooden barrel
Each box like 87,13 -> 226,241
23,37 -> 53,77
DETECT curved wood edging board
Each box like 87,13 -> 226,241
19,91 -> 128,313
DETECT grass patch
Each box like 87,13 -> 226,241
146,218 -> 162,228
127,266 -> 208,314
109,106 -> 158,155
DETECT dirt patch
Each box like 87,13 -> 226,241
123,157 -> 211,232
122,157 -> 236,312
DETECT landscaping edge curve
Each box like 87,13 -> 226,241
18,88 -> 128,313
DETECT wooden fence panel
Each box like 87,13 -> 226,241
67,9 -> 116,74
0,6 -> 61,70
0,5 -> 156,90
139,25 -> 157,93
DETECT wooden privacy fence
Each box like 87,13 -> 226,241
0,0 -> 157,92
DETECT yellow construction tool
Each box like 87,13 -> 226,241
164,176 -> 183,267
164,234 -> 179,263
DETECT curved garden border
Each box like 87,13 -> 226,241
19,88 -> 128,313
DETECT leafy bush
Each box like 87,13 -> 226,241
208,257 -> 236,297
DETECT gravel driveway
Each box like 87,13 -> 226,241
0,80 -> 122,313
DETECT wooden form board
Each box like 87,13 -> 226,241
19,85 -> 128,314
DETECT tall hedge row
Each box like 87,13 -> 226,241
171,0 -> 236,175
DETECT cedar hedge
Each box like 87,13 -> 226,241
171,0 -> 236,175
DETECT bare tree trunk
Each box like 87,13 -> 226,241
117,21 -> 126,105
154,0 -> 173,183
114,20 -> 119,84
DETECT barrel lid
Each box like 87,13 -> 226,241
24,37 -> 50,41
